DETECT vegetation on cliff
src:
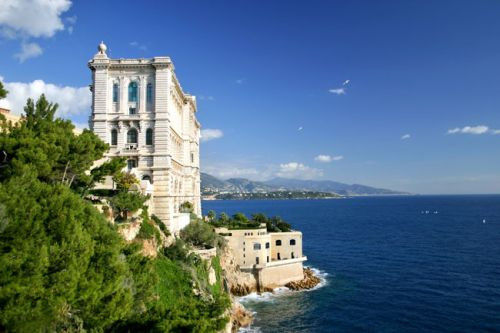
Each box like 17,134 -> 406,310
207,211 -> 292,232
0,94 -> 230,332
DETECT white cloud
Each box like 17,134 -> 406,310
0,76 -> 91,117
447,125 -> 490,135
401,134 -> 411,140
342,79 -> 350,86
14,42 -> 43,62
298,126 -> 303,131
235,78 -> 245,84
200,129 -> 223,142
492,129 -> 500,135
129,41 -> 147,51
328,88 -> 345,95
277,162 -> 323,180
314,154 -> 343,163
0,0 -> 72,38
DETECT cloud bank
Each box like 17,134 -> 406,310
0,76 -> 91,117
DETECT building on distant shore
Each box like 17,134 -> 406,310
88,42 -> 201,230
215,224 -> 307,288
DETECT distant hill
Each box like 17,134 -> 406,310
201,173 -> 408,196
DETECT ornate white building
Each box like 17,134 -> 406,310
88,42 -> 201,229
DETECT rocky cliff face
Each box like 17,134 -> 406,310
219,246 -> 258,295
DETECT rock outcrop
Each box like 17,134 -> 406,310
219,246 -> 258,296
285,268 -> 321,290
228,300 -> 253,333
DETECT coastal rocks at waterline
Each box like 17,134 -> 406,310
226,300 -> 253,333
285,268 -> 321,290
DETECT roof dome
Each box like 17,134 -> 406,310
98,41 -> 107,54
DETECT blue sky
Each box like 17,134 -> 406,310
1,0 -> 499,194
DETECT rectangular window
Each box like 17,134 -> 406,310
129,107 -> 137,115
267,256 -> 269,263
256,257 -> 259,265
191,153 -> 194,163
127,159 -> 137,170
147,83 -> 153,103
113,84 -> 118,102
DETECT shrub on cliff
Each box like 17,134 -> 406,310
180,220 -> 219,249
110,191 -> 150,221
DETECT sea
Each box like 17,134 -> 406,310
202,195 -> 500,333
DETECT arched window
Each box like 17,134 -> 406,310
113,83 -> 119,102
127,128 -> 138,143
146,128 -> 153,145
276,240 -> 282,246
290,239 -> 296,246
111,129 -> 117,145
142,175 -> 151,182
146,83 -> 153,103
128,81 -> 138,102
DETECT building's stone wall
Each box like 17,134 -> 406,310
259,260 -> 305,289
88,44 -> 201,231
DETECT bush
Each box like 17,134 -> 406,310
180,220 -> 217,248
180,201 -> 194,213
109,191 -> 149,220
151,214 -> 170,236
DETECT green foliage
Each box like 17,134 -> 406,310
0,95 -> 109,187
110,254 -> 230,332
137,220 -> 161,244
209,211 -> 293,232
206,210 -> 216,222
0,81 -> 7,100
180,220 -> 218,249
74,157 -> 126,196
110,191 -> 149,220
0,94 -> 231,332
180,201 -> 194,213
151,214 -> 170,236
163,239 -> 189,262
113,171 -> 139,192
0,175 -> 140,331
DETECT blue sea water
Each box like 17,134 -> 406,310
202,196 -> 500,332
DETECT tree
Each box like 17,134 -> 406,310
73,157 -> 126,196
0,175 -> 143,331
0,95 -> 109,187
218,212 -> 229,225
232,212 -> 248,223
0,81 -> 7,100
109,191 -> 149,220
206,210 -> 216,222
113,171 -> 139,192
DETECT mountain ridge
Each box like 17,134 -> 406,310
201,172 -> 409,196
